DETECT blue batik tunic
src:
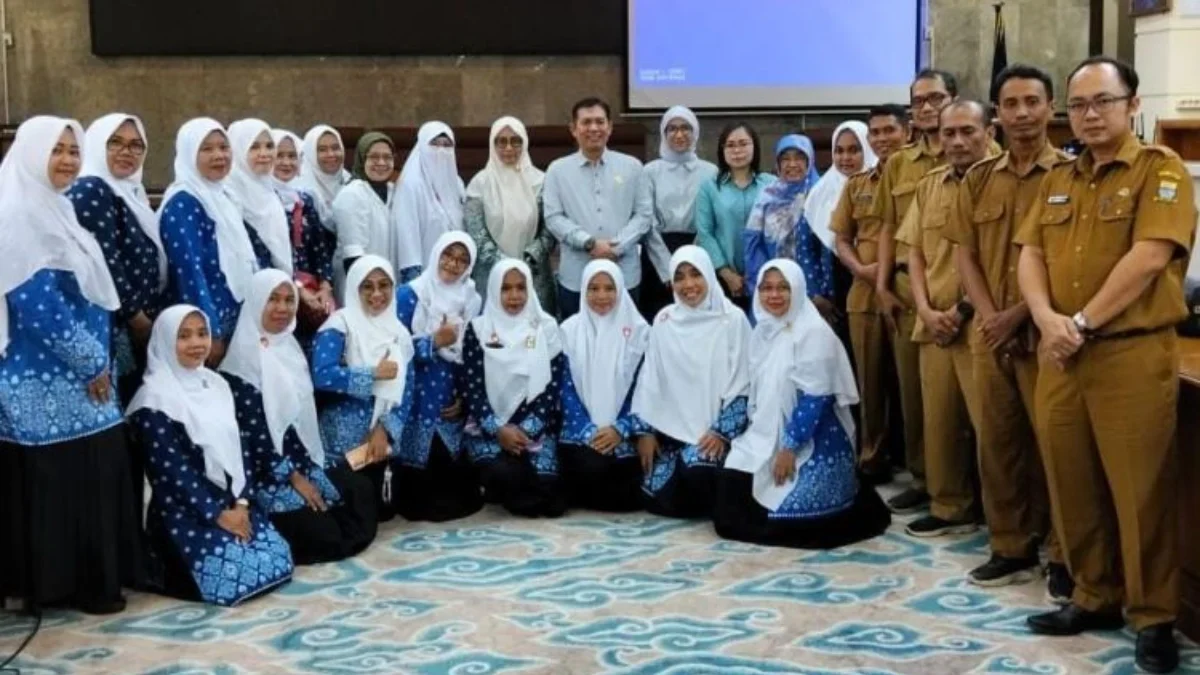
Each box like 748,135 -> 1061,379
160,191 -> 251,341
743,217 -> 833,303
131,408 -> 293,606
0,270 -> 122,445
292,193 -> 336,287
559,358 -> 640,459
394,283 -> 465,469
244,226 -> 279,272
67,177 -> 164,378
769,393 -> 859,520
310,328 -> 415,464
460,325 -> 565,477
634,396 -> 750,497
224,374 -> 342,514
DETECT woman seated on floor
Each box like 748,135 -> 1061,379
632,245 -> 751,519
461,259 -> 567,518
311,255 -> 415,521
129,305 -> 293,606
393,231 -> 485,522
558,260 -> 650,512
220,269 -> 377,564
715,259 -> 891,548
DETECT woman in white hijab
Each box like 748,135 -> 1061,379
332,131 -> 399,296
311,255 -> 415,521
69,112 -> 165,400
393,231 -> 484,522
129,305 -> 293,606
714,259 -> 890,548
158,117 -> 259,366
227,118 -> 293,275
461,259 -> 566,518
631,245 -> 751,518
393,121 -> 466,279
463,116 -> 555,314
270,128 -> 337,344
0,116 -> 140,614
558,260 -> 650,512
639,106 -> 718,321
220,270 -> 377,563
296,124 -> 351,231
805,121 -> 878,253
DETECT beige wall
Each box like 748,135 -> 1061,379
5,0 -> 1088,183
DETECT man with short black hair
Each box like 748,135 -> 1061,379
1016,56 -> 1195,674
544,97 -> 653,319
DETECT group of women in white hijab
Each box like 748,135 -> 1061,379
0,107 -> 891,614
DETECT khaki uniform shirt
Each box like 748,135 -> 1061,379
1013,136 -> 1198,334
829,165 -> 884,313
896,165 -> 967,343
872,136 -> 947,263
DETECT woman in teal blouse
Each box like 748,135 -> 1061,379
693,122 -> 774,311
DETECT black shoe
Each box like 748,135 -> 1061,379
905,514 -> 977,538
1045,562 -> 1075,605
860,467 -> 894,486
1136,623 -> 1179,674
887,487 -> 930,514
78,596 -> 126,615
1026,604 -> 1124,636
968,554 -> 1040,587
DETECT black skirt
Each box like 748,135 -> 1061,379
0,426 -> 143,610
639,232 -> 695,322
269,467 -> 379,565
478,453 -> 567,519
559,443 -> 643,512
392,435 -> 483,523
713,469 -> 891,549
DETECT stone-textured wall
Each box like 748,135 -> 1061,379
5,0 -> 1088,183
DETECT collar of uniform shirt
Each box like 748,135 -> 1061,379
578,149 -> 609,167
914,134 -> 944,159
994,141 -> 1062,175
1072,134 -> 1141,175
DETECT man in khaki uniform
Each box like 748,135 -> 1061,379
872,69 -> 959,513
945,65 -> 1073,598
1017,57 -> 1195,674
831,104 -> 911,483
895,100 -> 993,538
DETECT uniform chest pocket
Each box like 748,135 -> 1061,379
1039,206 -> 1073,259
972,201 -> 1006,226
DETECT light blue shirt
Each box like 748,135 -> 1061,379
694,172 -> 776,274
641,158 -> 719,282
544,149 -> 653,292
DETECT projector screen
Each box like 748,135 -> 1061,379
627,0 -> 924,110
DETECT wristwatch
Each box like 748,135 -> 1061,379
1071,311 -> 1092,336
583,237 -> 596,252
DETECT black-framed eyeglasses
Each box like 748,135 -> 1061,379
911,92 -> 949,109
107,139 -> 146,156
1065,95 -> 1131,116
494,137 -> 524,149
665,123 -> 693,135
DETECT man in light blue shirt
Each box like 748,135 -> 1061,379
544,97 -> 653,319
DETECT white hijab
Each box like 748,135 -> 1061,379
657,105 -> 700,163
320,255 -> 414,426
128,305 -> 247,496
81,112 -> 166,289
297,124 -> 351,228
395,121 -> 466,270
160,118 -> 258,302
227,118 -> 293,275
726,259 -> 860,510
469,259 -> 562,425
220,269 -> 325,466
410,231 -> 482,363
464,116 -> 544,258
0,116 -> 119,356
270,128 -> 304,210
560,260 -> 650,428
632,245 -> 751,444
806,121 -> 878,251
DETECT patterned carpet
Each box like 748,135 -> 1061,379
4,487 -> 1199,675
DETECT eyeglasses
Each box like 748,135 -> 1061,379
1065,95 -> 1131,116
365,153 -> 394,163
494,137 -> 524,149
665,124 -> 693,135
106,139 -> 146,156
910,92 -> 949,110
723,140 -> 752,150
441,253 -> 470,268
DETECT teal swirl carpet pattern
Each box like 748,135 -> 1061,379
3,501 -> 1199,674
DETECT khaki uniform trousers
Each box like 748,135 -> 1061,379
1036,330 -> 1179,630
849,310 -> 888,471
919,335 -> 979,522
972,347 -> 1060,562
891,271 -> 925,486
